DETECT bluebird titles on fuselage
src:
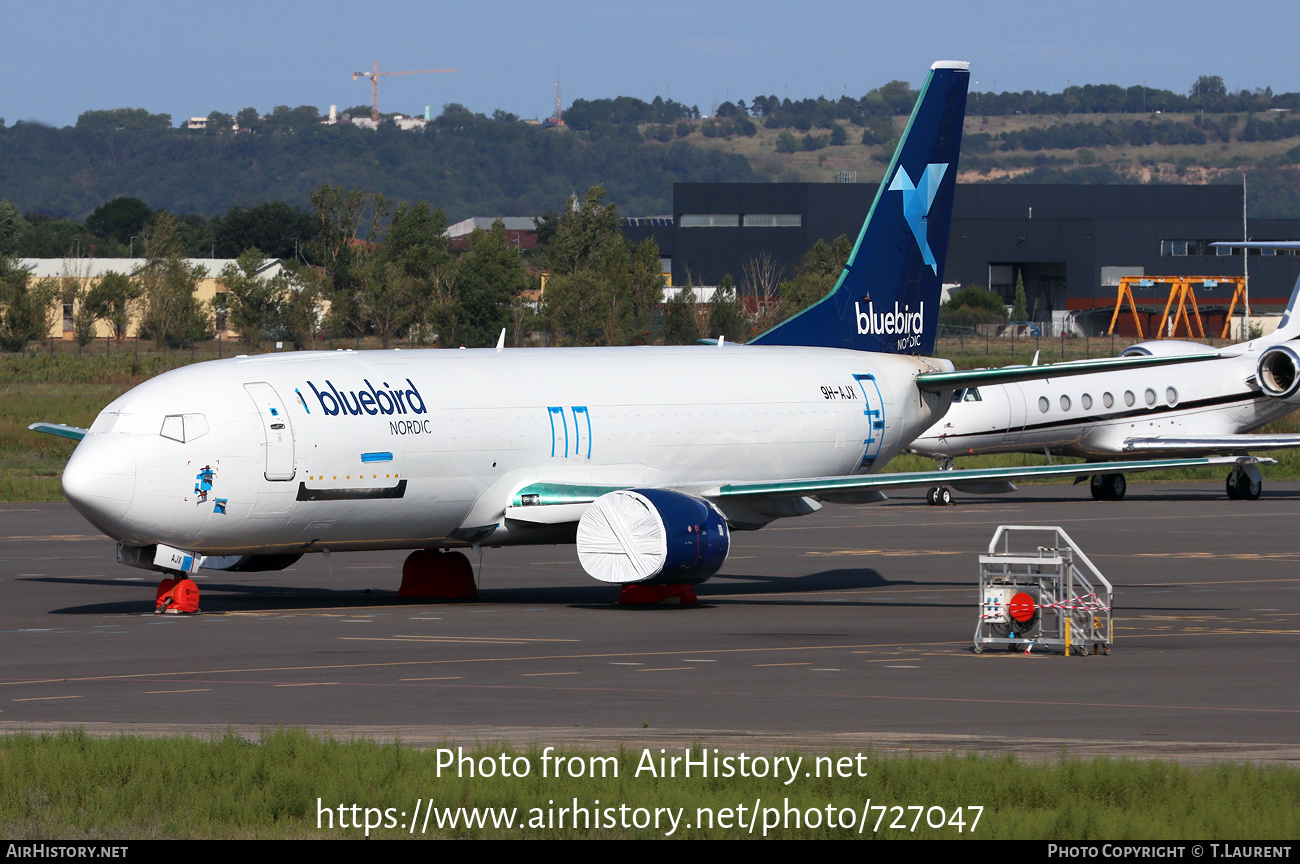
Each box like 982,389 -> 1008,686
306,379 -> 427,417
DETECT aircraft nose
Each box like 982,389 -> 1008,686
62,436 -> 137,531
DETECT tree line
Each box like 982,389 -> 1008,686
0,183 -> 862,355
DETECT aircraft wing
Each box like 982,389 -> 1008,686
1122,434 -> 1300,455
28,423 -> 87,441
914,352 -> 1219,392
503,455 -> 1268,525
709,456 -> 1264,500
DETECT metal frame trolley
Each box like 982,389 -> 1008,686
975,525 -> 1113,655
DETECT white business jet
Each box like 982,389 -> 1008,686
911,244 -> 1300,503
33,62 -> 1251,602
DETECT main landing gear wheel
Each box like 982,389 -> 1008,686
399,549 -> 477,598
1089,473 -> 1126,501
1226,468 -> 1262,501
926,486 -> 952,506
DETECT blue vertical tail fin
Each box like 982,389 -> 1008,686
749,61 -> 969,355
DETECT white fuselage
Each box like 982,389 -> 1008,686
63,345 -> 951,556
911,344 -> 1287,459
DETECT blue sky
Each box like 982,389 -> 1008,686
5,1 -> 1299,128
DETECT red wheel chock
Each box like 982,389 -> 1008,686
155,577 -> 200,614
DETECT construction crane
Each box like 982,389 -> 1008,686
351,62 -> 459,122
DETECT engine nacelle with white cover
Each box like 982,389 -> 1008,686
1257,345 -> 1300,402
576,489 -> 730,585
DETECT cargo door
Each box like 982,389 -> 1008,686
853,374 -> 887,469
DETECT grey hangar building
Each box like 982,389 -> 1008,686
624,183 -> 1300,336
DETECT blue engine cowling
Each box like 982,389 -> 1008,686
576,488 -> 730,585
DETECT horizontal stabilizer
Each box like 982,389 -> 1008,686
915,352 -> 1219,393
28,423 -> 87,441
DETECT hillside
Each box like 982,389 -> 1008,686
6,87 -> 1300,221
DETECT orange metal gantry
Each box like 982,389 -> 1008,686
1106,275 -> 1248,340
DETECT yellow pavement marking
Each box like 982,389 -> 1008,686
806,549 -> 965,557
1136,552 -> 1300,561
753,662 -> 810,667
637,667 -> 695,672
343,635 -> 579,645
521,671 -> 580,677
14,695 -> 83,701
145,689 -> 212,694
2,535 -> 102,542
273,682 -> 339,687
399,677 -> 463,681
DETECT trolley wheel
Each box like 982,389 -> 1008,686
973,644 -> 983,654
1102,644 -> 1110,655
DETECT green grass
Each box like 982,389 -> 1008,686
0,730 -> 1295,839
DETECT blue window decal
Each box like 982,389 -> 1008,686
548,407 -> 568,457
572,406 -> 592,459
361,452 -> 393,463
213,498 -> 228,515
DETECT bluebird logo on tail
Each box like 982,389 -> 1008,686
888,163 -> 949,274
746,60 -> 968,355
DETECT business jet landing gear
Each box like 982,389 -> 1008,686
399,549 -> 477,599
1226,465 -> 1262,501
1089,473 -> 1126,501
926,486 -> 953,506
155,576 -> 200,614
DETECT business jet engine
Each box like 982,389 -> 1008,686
1257,345 -> 1300,402
1120,340 -> 1219,359
576,489 -> 730,585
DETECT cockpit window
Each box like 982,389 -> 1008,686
963,388 -> 982,402
159,414 -> 209,443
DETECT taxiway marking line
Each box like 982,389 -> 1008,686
0,641 -> 972,687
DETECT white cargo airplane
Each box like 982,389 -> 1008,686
911,244 -> 1300,503
33,62 -> 1254,601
